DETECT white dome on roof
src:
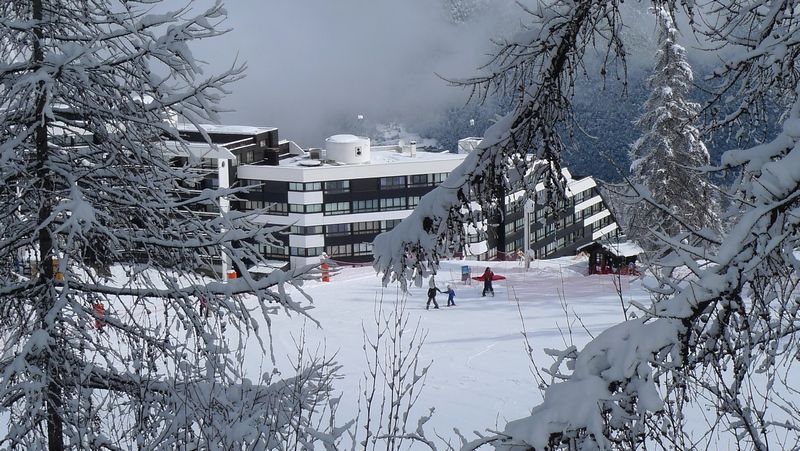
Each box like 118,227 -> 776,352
325,134 -> 370,164
326,134 -> 361,144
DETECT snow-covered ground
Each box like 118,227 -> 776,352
256,256 -> 646,442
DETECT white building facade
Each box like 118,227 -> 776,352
178,126 -> 621,271
234,134 -> 468,268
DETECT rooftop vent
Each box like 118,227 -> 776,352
299,159 -> 322,167
457,137 -> 482,154
309,148 -> 322,160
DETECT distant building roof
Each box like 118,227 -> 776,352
163,141 -> 236,160
176,123 -> 277,135
603,241 -> 644,257
301,148 -> 460,167
578,240 -> 643,257
243,147 -> 465,170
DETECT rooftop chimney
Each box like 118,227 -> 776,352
410,140 -> 417,157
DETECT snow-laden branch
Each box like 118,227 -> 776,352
499,318 -> 681,449
491,37 -> 800,451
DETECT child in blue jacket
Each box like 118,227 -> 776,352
445,284 -> 456,307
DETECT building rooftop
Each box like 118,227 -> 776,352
163,141 -> 236,160
176,123 -> 277,136
236,143 -> 467,182
578,240 -> 643,257
278,147 -> 466,169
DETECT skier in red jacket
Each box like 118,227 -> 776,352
482,267 -> 495,297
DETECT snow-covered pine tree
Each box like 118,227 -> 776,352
626,7 -> 720,254
0,1 -> 331,449
375,0 -> 800,449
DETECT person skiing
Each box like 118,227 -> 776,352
482,267 -> 495,297
426,285 -> 441,310
93,302 -> 106,332
445,284 -> 456,306
198,295 -> 209,318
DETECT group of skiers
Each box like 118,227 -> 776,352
425,267 -> 496,310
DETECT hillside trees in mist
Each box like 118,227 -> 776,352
420,101 -> 501,151
443,0 -> 482,24
373,0 -> 800,449
0,1 -> 334,449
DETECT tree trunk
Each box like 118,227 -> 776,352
31,0 -> 65,449
495,180 -> 506,260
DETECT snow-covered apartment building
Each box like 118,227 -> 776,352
176,124 -> 620,270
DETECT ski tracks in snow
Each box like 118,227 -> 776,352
466,342 -> 499,370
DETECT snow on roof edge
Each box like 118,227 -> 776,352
177,123 -> 277,135
577,240 -> 644,257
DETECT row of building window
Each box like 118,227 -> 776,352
290,203 -> 322,214
530,188 -> 596,222
290,246 -> 324,257
290,225 -> 323,235
506,201 -> 524,216
375,174 -> 448,190
505,237 -> 526,254
243,201 -> 288,214
259,173 -> 449,194
530,211 -> 579,239
258,244 -> 289,258
243,197 -> 422,216
377,174 -> 447,189
528,200 -> 604,233
530,228 -> 586,259
530,210 -> 593,245
240,149 -> 257,164
247,184 -> 608,261
584,202 -> 605,217
285,243 -> 376,258
289,219 -> 402,237
595,228 -> 620,242
504,218 -> 525,236
505,188 -> 594,222
325,242 -> 373,257
288,181 -> 349,193
592,215 -> 613,232
265,225 -> 601,261
244,188 -> 599,223
380,176 -> 406,189
573,189 -> 591,205
323,197 -> 420,216
258,241 -> 377,259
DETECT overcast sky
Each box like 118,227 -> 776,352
189,1 -> 716,148
193,0 -> 523,146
